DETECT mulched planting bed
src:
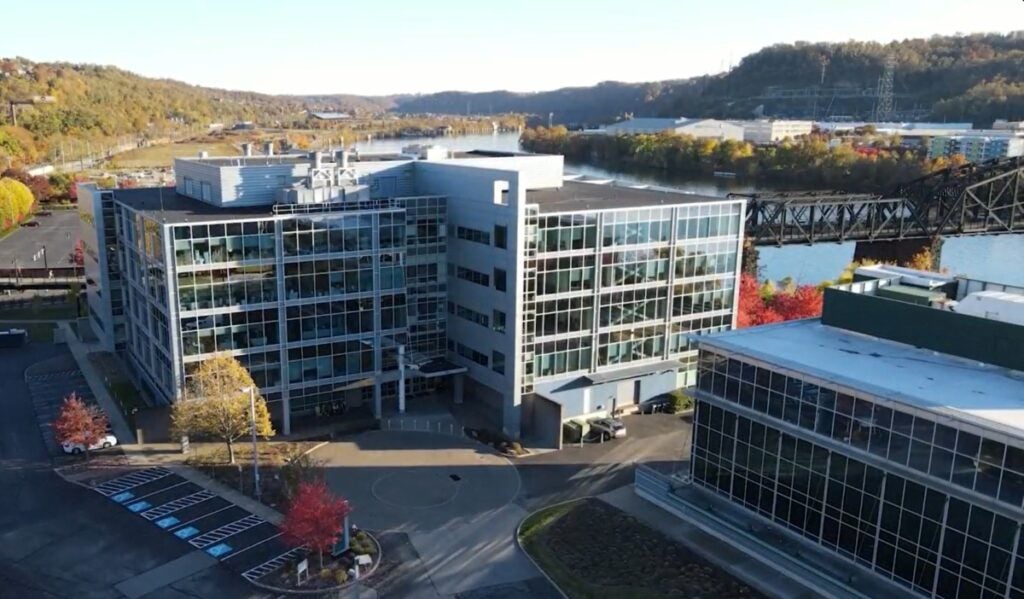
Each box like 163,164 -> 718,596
523,498 -> 765,599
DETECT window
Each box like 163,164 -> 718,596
448,302 -> 489,328
455,266 -> 489,287
184,177 -> 194,196
494,225 -> 508,249
456,226 -> 490,245
456,342 -> 488,367
493,310 -> 507,333
200,182 -> 212,202
494,268 -> 507,292
492,351 -> 506,375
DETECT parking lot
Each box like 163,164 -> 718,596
0,209 -> 79,268
24,354 -> 97,456
93,466 -> 303,585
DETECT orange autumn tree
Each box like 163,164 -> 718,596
54,392 -> 109,460
737,273 -> 823,328
280,480 -> 351,568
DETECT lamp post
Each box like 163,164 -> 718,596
241,386 -> 261,501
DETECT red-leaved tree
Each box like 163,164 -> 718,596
737,273 -> 823,328
53,392 -> 109,460
280,480 -> 352,568
68,239 -> 85,267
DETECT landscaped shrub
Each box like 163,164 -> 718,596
670,389 -> 694,413
319,568 -> 333,581
334,570 -> 349,584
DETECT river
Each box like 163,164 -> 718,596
355,132 -> 1024,286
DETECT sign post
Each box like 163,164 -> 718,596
331,514 -> 350,557
296,558 -> 309,586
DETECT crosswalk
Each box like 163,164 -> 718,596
242,547 -> 307,583
95,467 -> 172,497
141,490 -> 215,520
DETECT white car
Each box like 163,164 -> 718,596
62,434 -> 118,455
588,417 -> 627,440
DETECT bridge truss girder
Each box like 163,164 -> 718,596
739,158 -> 1024,246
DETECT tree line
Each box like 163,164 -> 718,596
521,126 -> 968,193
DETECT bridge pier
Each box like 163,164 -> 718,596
853,237 -> 943,270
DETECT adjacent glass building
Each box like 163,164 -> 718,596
690,266 -> 1024,598
81,146 -> 744,442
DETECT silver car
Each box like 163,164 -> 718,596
588,417 -> 627,440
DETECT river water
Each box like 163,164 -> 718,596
355,132 -> 1024,286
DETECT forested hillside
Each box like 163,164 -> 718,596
401,33 -> 1024,126
2,33 -> 1021,167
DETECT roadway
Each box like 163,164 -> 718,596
0,210 -> 80,271
0,342 -> 263,599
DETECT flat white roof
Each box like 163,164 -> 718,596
697,320 -> 1024,440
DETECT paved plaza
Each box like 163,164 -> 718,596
315,430 -> 549,597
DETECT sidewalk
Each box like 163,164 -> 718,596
57,320 -> 136,444
124,443 -> 285,524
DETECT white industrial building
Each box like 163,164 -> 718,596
732,120 -> 814,144
595,118 -> 743,141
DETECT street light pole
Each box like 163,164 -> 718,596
244,386 -> 261,501
41,245 -> 48,271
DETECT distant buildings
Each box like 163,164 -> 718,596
310,112 -> 353,121
594,118 -> 743,141
733,119 -> 814,144
683,264 -> 1024,598
928,135 -> 1024,162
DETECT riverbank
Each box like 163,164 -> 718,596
522,126 -> 964,194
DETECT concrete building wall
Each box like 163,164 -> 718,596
535,369 -> 678,420
414,161 -> 528,436
78,184 -> 116,351
677,119 -> 744,142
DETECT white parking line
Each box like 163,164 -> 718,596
171,504 -> 236,530
223,532 -> 282,561
128,480 -> 192,502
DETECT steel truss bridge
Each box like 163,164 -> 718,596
735,158 -> 1024,247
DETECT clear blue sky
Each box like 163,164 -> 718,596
0,0 -> 1015,95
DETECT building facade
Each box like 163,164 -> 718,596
81,146 -> 742,442
596,118 -> 743,141
689,266 -> 1024,598
927,135 -> 1024,162
733,119 -> 814,144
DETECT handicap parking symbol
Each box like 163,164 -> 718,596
174,526 -> 199,539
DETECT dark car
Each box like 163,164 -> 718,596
20,221 -> 40,227
638,394 -> 674,414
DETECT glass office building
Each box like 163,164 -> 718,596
690,268 -> 1024,598
81,146 -> 744,442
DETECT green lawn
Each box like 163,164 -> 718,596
4,321 -> 56,342
519,498 -> 765,599
108,142 -> 240,168
1,301 -> 79,320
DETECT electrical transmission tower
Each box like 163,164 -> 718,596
874,55 -> 896,122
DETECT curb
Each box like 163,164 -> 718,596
246,531 -> 383,596
515,498 -> 585,599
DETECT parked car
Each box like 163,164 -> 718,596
61,434 -> 118,455
21,221 -> 40,227
588,417 -> 627,440
638,394 -> 674,414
